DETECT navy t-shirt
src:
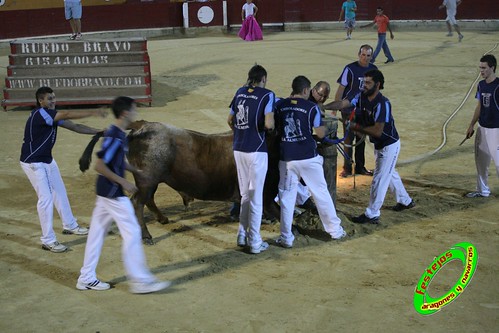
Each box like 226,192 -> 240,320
20,108 -> 64,163
275,97 -> 321,161
476,77 -> 499,128
351,92 -> 399,149
230,85 -> 275,153
96,125 -> 127,198
337,61 -> 378,112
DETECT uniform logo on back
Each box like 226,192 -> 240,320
235,100 -> 249,129
283,113 -> 303,141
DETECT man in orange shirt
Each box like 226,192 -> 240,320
361,7 -> 394,64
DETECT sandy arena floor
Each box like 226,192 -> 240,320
0,30 -> 498,332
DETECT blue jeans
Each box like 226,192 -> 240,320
372,33 -> 394,63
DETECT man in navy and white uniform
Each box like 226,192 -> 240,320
325,69 -> 415,224
228,64 -> 275,254
335,44 -> 377,177
77,96 -> 171,293
274,75 -> 346,248
465,54 -> 499,198
20,86 -> 104,253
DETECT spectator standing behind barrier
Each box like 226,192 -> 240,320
64,0 -> 82,40
361,7 -> 394,64
20,86 -> 106,253
77,96 -> 171,294
464,54 -> 499,198
339,0 -> 357,40
439,0 -> 464,42
335,44 -> 377,177
275,76 -> 347,249
228,64 -> 275,254
324,70 -> 415,224
239,0 -> 263,41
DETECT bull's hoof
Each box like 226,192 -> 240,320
143,238 -> 155,245
158,217 -> 170,225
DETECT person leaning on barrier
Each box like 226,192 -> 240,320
64,0 -> 83,40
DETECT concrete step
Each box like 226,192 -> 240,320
3,85 -> 151,100
7,62 -> 150,76
9,51 -> 150,66
4,38 -> 153,109
5,74 -> 150,90
10,38 -> 148,55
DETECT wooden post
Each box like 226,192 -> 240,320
317,117 -> 338,205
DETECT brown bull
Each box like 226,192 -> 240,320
80,120 -> 280,244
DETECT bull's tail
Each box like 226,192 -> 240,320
79,131 -> 104,172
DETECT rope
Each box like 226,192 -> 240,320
397,43 -> 498,166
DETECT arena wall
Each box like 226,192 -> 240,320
0,0 -> 497,40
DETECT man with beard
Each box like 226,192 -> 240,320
324,69 -> 414,224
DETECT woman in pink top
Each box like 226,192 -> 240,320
361,7 -> 394,64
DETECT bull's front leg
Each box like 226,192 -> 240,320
144,185 -> 170,224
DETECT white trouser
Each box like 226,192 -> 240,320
446,11 -> 457,25
274,182 -> 311,205
365,140 -> 412,218
234,151 -> 268,249
78,196 -> 156,284
278,155 -> 344,243
474,126 -> 499,196
20,160 -> 78,244
295,182 -> 311,205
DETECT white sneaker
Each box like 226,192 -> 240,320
458,34 -> 464,42
446,32 -> 453,37
41,241 -> 67,253
249,241 -> 269,254
76,279 -> 111,291
129,280 -> 172,294
332,230 -> 348,241
275,236 -> 293,248
63,226 -> 89,235
237,234 -> 247,247
465,191 -> 487,198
